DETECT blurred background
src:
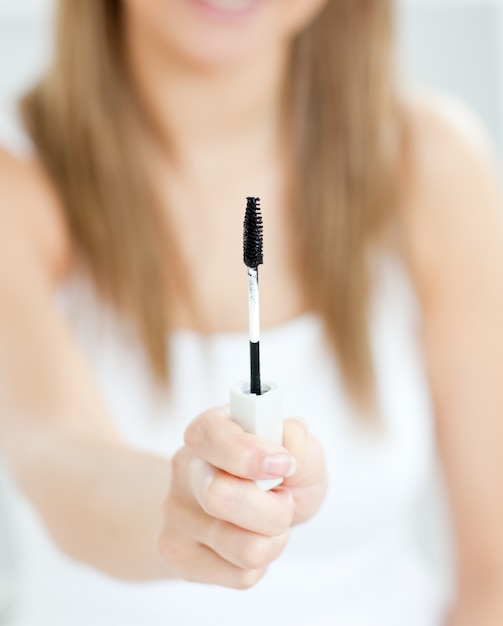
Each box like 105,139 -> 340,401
0,0 -> 502,622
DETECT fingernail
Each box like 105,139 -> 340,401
263,454 -> 297,478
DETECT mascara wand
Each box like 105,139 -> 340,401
230,196 -> 283,490
243,197 -> 263,396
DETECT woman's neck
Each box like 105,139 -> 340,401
122,15 -> 306,332
124,16 -> 290,175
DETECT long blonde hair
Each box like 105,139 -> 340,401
22,0 -> 401,408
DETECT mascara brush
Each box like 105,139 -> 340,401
243,196 -> 263,396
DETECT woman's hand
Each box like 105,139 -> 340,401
158,407 -> 327,589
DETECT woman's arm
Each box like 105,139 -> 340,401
0,149 -> 327,585
0,150 -> 175,580
401,94 -> 503,625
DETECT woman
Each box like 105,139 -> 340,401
1,0 -> 503,624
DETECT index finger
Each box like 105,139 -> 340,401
184,408 -> 296,481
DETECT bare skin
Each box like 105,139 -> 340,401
1,1 -> 503,622
400,94 -> 503,626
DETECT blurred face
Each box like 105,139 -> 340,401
123,0 -> 330,70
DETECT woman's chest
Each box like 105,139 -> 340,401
157,170 -> 307,332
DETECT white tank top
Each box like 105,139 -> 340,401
0,113 -> 450,626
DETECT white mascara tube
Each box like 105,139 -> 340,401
230,380 -> 283,491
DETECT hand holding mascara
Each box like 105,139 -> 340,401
157,196 -> 326,589
152,194 -> 329,588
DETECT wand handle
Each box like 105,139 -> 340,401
230,380 -> 283,491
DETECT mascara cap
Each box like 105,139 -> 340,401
230,380 -> 283,491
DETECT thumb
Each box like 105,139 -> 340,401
281,418 -> 308,486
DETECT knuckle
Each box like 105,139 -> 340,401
184,408 -> 225,449
200,475 -> 234,519
184,418 -> 206,449
238,535 -> 274,570
270,501 -> 295,536
232,568 -> 266,590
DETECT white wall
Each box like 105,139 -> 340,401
0,0 -> 54,17
400,0 -> 503,153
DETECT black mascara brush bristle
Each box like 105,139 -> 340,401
243,197 -> 263,268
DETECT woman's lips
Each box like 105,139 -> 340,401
186,0 -> 264,20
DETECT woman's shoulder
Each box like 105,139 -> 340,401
397,89 -> 502,296
402,88 -> 495,160
400,88 -> 499,223
0,147 -> 71,283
